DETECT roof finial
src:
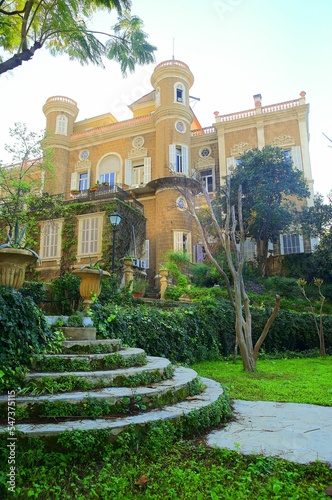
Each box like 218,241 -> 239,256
172,38 -> 175,60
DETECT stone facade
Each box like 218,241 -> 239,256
37,59 -> 314,283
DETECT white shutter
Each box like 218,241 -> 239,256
125,159 -> 133,186
70,172 -> 78,190
226,157 -> 236,174
291,146 -> 302,171
174,231 -> 183,252
182,146 -> 189,175
186,232 -> 192,260
144,157 -> 152,184
87,168 -> 91,188
169,144 -> 176,171
145,240 -> 150,269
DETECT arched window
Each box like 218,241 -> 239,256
174,82 -> 185,104
56,114 -> 68,135
98,154 -> 121,187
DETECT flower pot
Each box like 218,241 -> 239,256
72,268 -> 110,309
0,248 -> 37,290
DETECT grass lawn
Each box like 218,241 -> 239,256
6,356 -> 332,499
191,355 -> 332,406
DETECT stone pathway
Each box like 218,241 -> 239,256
206,400 -> 332,466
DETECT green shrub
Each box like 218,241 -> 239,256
91,295 -> 332,362
164,285 -> 183,301
91,298 -> 233,364
50,273 -> 81,314
0,286 -> 56,391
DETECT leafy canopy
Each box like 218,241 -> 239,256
0,0 -> 156,75
226,146 -> 310,244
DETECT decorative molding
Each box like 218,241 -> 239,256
128,136 -> 148,159
230,142 -> 253,157
271,134 -> 295,147
128,147 -> 148,160
132,136 -> 145,148
74,159 -> 91,171
196,157 -> 216,169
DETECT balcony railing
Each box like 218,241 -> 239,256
191,126 -> 217,137
69,184 -> 144,214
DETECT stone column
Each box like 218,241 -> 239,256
159,268 -> 169,300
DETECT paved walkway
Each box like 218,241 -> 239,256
206,400 -> 332,466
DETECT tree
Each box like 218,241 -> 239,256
0,0 -> 156,76
224,146 -> 310,277
0,123 -> 53,241
175,177 -> 280,372
301,192 -> 332,282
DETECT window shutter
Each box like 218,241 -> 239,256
144,157 -> 152,184
70,172 -> 78,191
169,144 -> 176,171
226,157 -> 236,174
174,231 -> 183,252
145,240 -> 150,269
182,146 -> 189,175
291,146 -> 302,171
110,172 -> 115,188
87,168 -> 91,188
125,159 -> 133,186
186,232 -> 192,260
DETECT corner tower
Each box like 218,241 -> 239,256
42,96 -> 79,194
149,61 -> 197,269
151,60 -> 194,178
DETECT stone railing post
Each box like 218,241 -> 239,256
159,268 -> 169,300
123,258 -> 134,290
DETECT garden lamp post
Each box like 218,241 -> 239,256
109,211 -> 122,273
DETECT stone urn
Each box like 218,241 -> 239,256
159,268 -> 169,300
72,268 -> 111,310
0,248 -> 37,290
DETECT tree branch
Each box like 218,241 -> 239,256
253,295 -> 280,361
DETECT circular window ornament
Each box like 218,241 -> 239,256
79,150 -> 89,160
132,136 -> 144,149
176,196 -> 187,211
200,148 -> 211,158
175,121 -> 186,133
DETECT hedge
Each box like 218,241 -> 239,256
91,298 -> 332,363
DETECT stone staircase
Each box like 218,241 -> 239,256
0,328 -> 230,445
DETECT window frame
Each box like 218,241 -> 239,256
39,219 -> 64,261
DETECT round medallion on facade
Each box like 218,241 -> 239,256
132,136 -> 144,148
79,150 -> 89,160
200,147 -> 211,158
175,121 -> 186,133
176,196 -> 187,211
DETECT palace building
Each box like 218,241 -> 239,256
38,58 -> 314,282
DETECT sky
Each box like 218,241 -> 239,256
1,0 -> 332,197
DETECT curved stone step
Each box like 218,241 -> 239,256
61,339 -> 121,354
32,348 -> 147,372
0,378 -> 225,439
21,357 -> 174,393
0,367 -> 202,420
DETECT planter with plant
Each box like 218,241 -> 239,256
72,257 -> 110,309
0,222 -> 41,289
54,312 -> 96,340
132,277 -> 146,297
0,124 -> 52,289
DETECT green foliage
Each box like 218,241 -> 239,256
0,1 -> 156,76
50,274 -> 81,314
0,286 -> 56,392
91,298 -> 233,363
225,146 -> 310,275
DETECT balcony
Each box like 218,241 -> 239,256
69,184 -> 144,214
